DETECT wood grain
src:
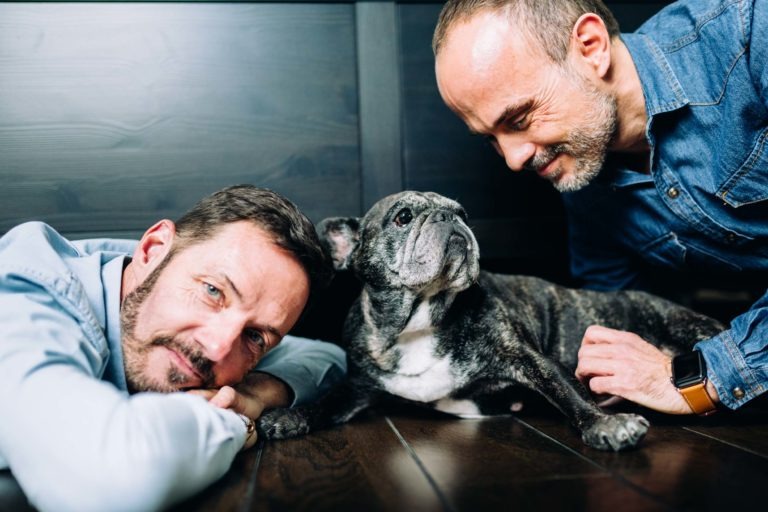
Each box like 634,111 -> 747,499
249,411 -> 443,512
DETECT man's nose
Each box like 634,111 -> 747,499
198,318 -> 243,362
497,135 -> 536,172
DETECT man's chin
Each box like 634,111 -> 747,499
550,167 -> 601,193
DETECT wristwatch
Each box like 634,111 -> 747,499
671,351 -> 717,416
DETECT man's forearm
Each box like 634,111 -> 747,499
242,371 -> 293,409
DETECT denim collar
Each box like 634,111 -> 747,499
620,33 -> 689,117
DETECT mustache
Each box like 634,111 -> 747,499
523,145 -> 565,174
151,336 -> 215,388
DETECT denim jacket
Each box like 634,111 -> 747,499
563,0 -> 768,410
0,222 -> 346,512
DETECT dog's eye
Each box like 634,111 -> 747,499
394,208 -> 413,227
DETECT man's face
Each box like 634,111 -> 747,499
435,10 -> 618,192
121,221 -> 310,393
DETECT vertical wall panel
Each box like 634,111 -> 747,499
0,3 -> 360,238
357,1 -> 404,211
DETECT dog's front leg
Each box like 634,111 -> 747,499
507,346 -> 649,451
257,377 -> 381,440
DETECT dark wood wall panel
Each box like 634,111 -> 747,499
0,0 -> 672,262
0,3 -> 360,239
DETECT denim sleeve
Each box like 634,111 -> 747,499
0,275 -> 247,512
748,0 -> 768,109
255,335 -> 347,406
695,289 -> 768,409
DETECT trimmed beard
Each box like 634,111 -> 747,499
525,66 -> 618,193
120,251 -> 215,393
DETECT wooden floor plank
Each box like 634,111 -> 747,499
5,401 -> 768,511
682,401 -> 768,457
248,411 -> 444,512
520,406 -> 768,511
389,412 -> 668,512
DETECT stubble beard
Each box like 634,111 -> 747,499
526,71 -> 619,193
120,252 -> 215,394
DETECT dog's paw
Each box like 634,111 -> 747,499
256,407 -> 310,440
581,413 -> 649,451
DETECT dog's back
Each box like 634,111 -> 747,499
475,272 -> 723,368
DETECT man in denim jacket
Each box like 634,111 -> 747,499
0,185 -> 346,511
433,0 -> 767,414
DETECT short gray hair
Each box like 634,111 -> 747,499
433,0 -> 620,63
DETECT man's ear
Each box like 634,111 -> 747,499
131,219 -> 176,279
570,13 -> 612,79
316,217 -> 360,271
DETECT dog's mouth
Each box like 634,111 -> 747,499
442,231 -> 476,279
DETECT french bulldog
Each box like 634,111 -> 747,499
258,191 -> 723,450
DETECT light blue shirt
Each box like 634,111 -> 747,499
563,0 -> 768,409
0,222 -> 346,512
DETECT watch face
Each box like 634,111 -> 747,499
672,351 -> 707,388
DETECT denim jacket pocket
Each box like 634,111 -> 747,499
717,127 -> 768,208
641,232 -> 686,268
683,241 -> 743,272
641,232 -> 743,271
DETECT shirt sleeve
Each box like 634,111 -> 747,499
695,288 -> 768,409
748,0 -> 768,110
254,335 -> 347,406
0,276 -> 248,512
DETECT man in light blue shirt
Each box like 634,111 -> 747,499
0,185 -> 346,511
433,0 -> 767,414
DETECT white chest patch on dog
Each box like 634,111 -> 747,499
380,302 -> 460,403
433,398 -> 483,418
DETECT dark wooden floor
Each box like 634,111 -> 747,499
3,398 -> 768,511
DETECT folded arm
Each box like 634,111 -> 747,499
0,278 -> 249,512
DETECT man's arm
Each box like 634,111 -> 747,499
252,335 -> 347,406
694,289 -> 768,409
749,0 -> 768,111
575,325 -> 714,414
194,335 -> 348,418
576,290 -> 768,414
0,279 -> 250,512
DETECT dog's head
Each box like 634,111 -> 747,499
319,191 -> 480,294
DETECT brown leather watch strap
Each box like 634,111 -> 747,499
678,381 -> 717,416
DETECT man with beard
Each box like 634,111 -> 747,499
0,185 -> 346,511
433,0 -> 768,416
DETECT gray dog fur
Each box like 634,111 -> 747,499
257,191 -> 723,450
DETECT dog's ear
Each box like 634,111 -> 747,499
317,217 -> 361,271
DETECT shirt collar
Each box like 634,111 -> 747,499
620,33 -> 689,116
101,255 -> 128,392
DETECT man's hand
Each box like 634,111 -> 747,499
189,371 -> 293,420
575,325 -> 704,415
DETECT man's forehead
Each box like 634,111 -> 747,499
437,12 -> 554,132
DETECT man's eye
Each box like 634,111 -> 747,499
204,283 -> 222,300
244,329 -> 266,349
506,116 -> 528,131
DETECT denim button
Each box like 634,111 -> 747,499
726,232 -> 736,243
667,187 -> 680,199
732,387 -> 745,399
